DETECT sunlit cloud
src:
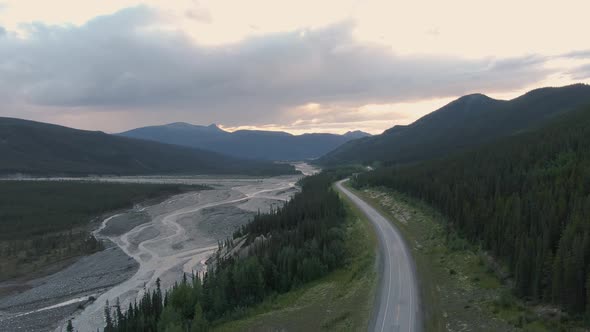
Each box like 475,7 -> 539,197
0,1 -> 589,134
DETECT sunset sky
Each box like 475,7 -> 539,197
1,0 -> 589,134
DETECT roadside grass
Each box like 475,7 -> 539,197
349,185 -> 583,332
213,187 -> 377,331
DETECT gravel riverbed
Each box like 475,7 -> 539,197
0,163 -> 316,332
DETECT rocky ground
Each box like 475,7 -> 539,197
0,242 -> 137,332
0,164 -> 315,332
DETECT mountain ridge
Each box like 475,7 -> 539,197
119,123 -> 371,160
354,103 -> 590,315
318,83 -> 590,166
0,117 -> 297,176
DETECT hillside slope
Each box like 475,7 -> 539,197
319,84 -> 590,165
119,123 -> 370,161
0,117 -> 296,176
355,104 -> 590,314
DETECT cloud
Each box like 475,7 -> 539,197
569,63 -> 590,80
562,49 -> 590,59
0,6 -> 556,128
185,1 -> 211,23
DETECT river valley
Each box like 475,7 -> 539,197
0,163 -> 316,332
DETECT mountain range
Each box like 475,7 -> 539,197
0,117 -> 297,176
318,84 -> 590,166
119,123 -> 370,161
3,83 -> 590,176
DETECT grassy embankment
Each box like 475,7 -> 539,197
213,185 -> 378,331
348,183 -> 583,332
0,181 -> 206,284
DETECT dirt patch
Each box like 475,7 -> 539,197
363,190 -> 412,224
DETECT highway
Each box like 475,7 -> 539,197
335,179 -> 421,332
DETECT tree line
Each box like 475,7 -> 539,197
355,105 -> 590,315
103,171 -> 348,331
0,181 -> 203,240
0,181 -> 203,281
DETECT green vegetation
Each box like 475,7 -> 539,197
355,105 -> 590,322
102,171 -> 375,331
0,117 -> 298,176
353,186 -> 561,331
0,180 -> 204,281
214,188 -> 376,331
319,84 -> 590,166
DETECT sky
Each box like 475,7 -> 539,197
0,1 -> 589,134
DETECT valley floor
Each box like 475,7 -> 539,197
0,171 -> 307,332
0,242 -> 137,332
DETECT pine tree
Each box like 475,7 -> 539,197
104,300 -> 113,332
190,303 -> 208,332
115,298 -> 123,329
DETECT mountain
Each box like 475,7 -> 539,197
0,117 -> 297,176
318,84 -> 590,166
343,130 -> 372,139
119,124 -> 371,161
354,103 -> 590,314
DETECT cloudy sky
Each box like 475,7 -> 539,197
1,1 -> 589,134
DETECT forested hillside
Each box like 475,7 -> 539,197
354,105 -> 590,314
0,117 -> 297,176
319,84 -> 590,166
103,172 -> 348,331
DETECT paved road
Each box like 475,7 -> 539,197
335,179 -> 421,332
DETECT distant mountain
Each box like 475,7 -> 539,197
0,117 -> 297,176
343,130 -> 372,139
119,124 -> 371,161
318,84 -> 590,166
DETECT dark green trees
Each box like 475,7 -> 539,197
104,300 -> 114,332
355,105 -> 590,314
106,172 -> 348,331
